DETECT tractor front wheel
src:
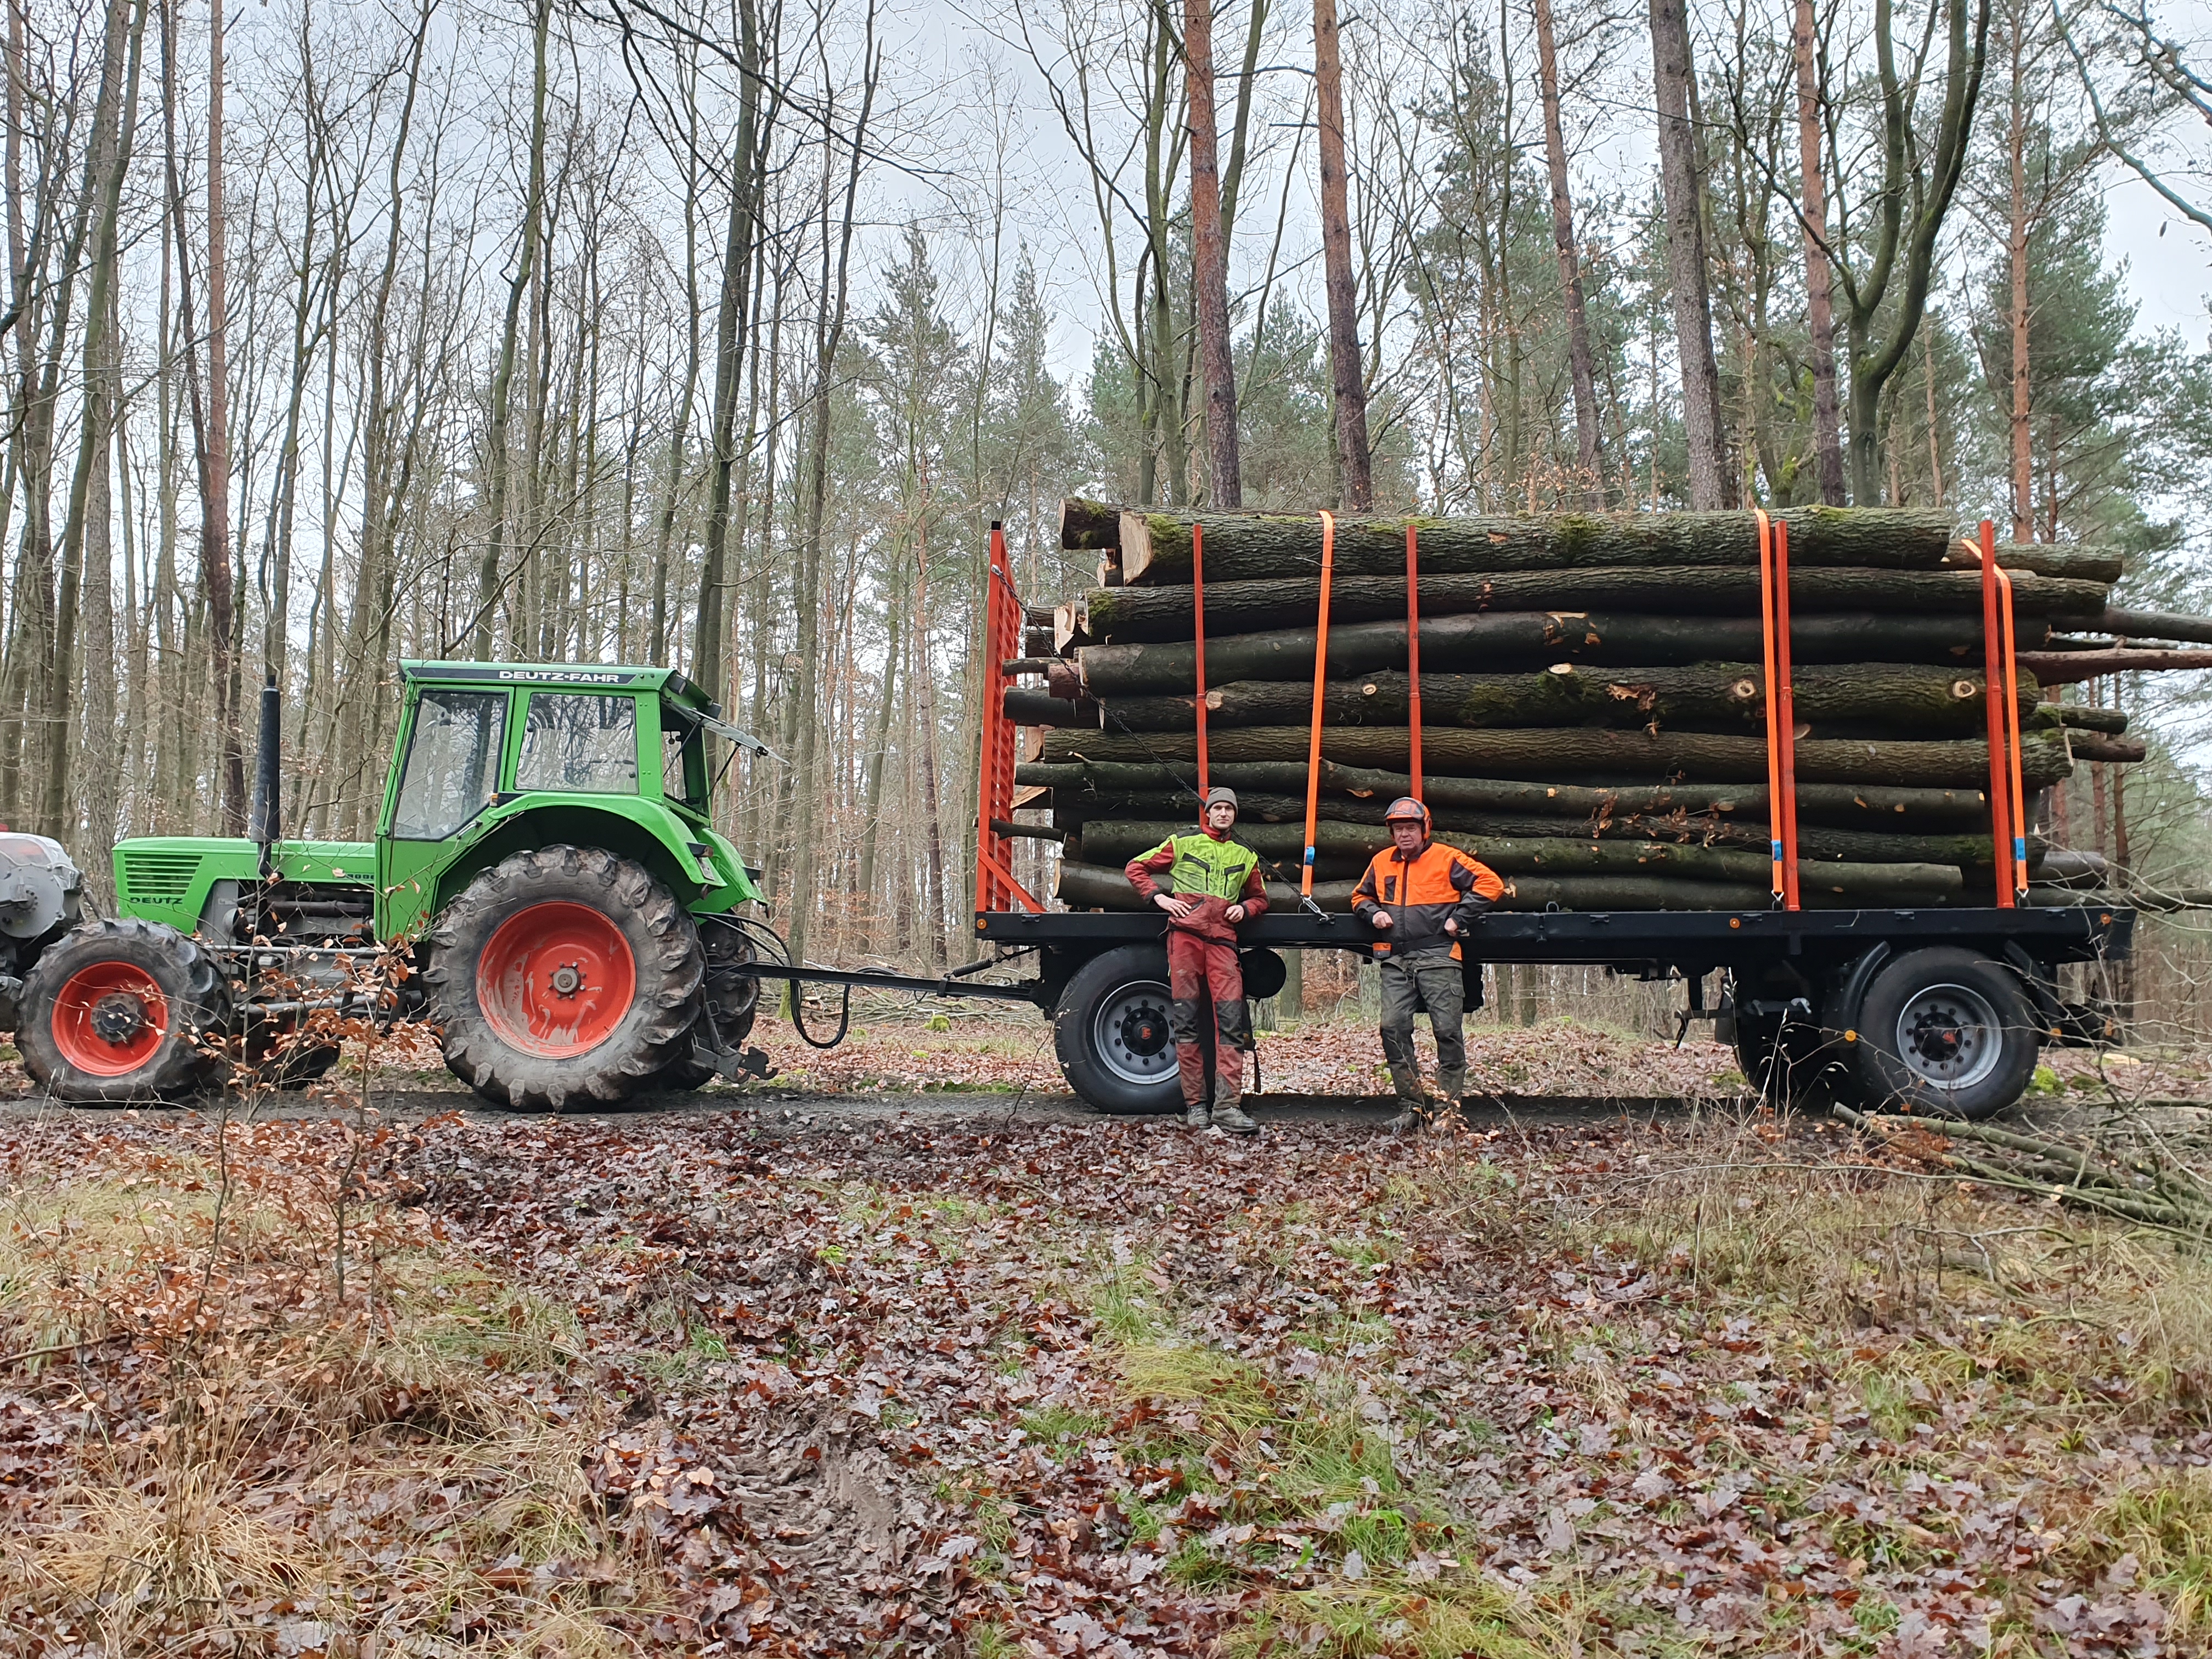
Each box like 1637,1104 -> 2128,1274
425,846 -> 704,1112
18,918 -> 230,1102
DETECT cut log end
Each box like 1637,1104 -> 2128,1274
1059,496 -> 1125,551
1118,510 -> 1159,584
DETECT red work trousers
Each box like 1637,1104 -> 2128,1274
1165,930 -> 1252,1105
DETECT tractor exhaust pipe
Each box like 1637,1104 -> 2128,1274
249,669 -> 280,873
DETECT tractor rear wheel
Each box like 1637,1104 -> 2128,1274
425,846 -> 704,1112
18,918 -> 230,1102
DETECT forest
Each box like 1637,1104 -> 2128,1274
2,0 -> 2211,1003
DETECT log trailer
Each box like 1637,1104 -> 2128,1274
0,513 -> 2129,1122
972,514 -> 2131,1122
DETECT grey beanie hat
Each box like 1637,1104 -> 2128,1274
1202,786 -> 1238,813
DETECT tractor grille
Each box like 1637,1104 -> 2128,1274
120,850 -> 202,901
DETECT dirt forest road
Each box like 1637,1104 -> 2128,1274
5,1017 -> 2210,1655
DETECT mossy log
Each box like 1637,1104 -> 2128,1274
1074,611 -> 2032,696
1004,688 -> 1097,726
1080,567 -> 2104,642
1013,758 -> 1992,827
1116,507 -> 1956,584
1063,662 -> 2039,737
2019,648 -> 2212,682
2028,703 -> 2129,735
1035,723 -> 2075,790
1978,544 -> 2126,582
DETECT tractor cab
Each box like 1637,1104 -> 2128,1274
373,662 -> 765,944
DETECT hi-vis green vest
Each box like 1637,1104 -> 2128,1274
1144,832 -> 1261,902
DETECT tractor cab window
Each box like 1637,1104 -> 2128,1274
659,710 -> 707,809
393,690 -> 507,839
516,692 -> 639,795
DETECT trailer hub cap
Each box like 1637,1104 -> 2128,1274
479,902 -> 637,1058
51,962 -> 169,1076
1093,979 -> 1177,1087
1895,983 -> 2003,1092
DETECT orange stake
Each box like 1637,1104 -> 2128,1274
1405,523 -> 1423,796
1968,526 -> 2017,908
1302,511 -> 1338,899
1985,519 -> 2030,901
1193,521 -> 1209,794
1755,509 -> 1784,906
1774,518 -> 1800,911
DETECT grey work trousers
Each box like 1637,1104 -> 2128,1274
1379,949 -> 1467,1107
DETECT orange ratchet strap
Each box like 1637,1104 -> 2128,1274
1963,522 -> 2028,905
1193,521 -> 1209,794
1302,511 -> 1338,900
1405,524 -> 1424,796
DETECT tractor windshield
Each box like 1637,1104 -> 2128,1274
393,690 -> 506,839
659,709 -> 707,810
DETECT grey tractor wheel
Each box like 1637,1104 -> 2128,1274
424,845 -> 704,1112
1053,944 -> 1183,1115
17,918 -> 231,1103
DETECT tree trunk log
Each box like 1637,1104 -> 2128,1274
1954,543 -> 2126,582
2029,703 -> 2128,735
1076,611 -> 2033,696
1065,806 -> 1999,878
1055,859 -> 1357,913
2094,606 -> 2212,646
2019,648 -> 2212,683
1059,496 -> 1122,550
1014,759 -> 1991,827
1117,506 -> 1954,584
1082,566 -> 2103,642
2066,733 -> 2147,764
1068,662 -> 2038,736
1004,688 -> 1096,726
1037,723 -> 2076,789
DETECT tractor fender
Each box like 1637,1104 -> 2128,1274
419,798 -> 753,932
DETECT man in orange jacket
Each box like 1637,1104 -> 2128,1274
1351,797 -> 1505,1133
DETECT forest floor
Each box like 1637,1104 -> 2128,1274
3,1014 -> 2212,1656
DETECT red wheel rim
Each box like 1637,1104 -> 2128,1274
51,962 -> 171,1077
478,902 -> 638,1058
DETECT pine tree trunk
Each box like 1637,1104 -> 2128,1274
1185,0 -> 1240,508
1793,0 -> 1847,505
1533,0 -> 1605,506
1650,0 -> 1732,508
1312,0 -> 1370,507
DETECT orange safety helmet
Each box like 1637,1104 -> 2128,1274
1383,796 -> 1429,827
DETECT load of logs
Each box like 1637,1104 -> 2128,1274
1003,500 -> 2212,915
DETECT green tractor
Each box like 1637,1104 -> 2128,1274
10,662 -> 780,1108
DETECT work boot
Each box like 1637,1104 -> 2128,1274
1184,1100 -> 1212,1130
1384,1102 -> 1425,1136
1211,1087 -> 1258,1135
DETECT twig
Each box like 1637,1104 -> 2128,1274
0,1333 -> 128,1369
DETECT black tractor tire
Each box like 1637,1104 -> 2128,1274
1850,947 -> 2038,1120
653,919 -> 764,1092
245,1025 -> 343,1089
424,845 -> 704,1112
17,918 -> 231,1103
1053,943 -> 1182,1115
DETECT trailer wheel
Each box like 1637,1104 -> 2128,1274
1851,947 -> 2036,1120
18,919 -> 230,1103
425,845 -> 704,1112
1054,944 -> 1182,1115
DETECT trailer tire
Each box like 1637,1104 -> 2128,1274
18,918 -> 230,1103
1054,944 -> 1183,1115
426,846 -> 704,1113
1851,947 -> 2037,1120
